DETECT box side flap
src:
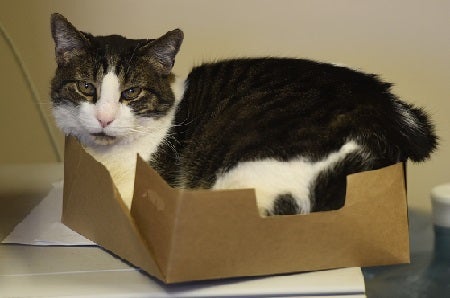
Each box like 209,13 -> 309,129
135,162 -> 409,283
131,155 -> 184,280
62,136 -> 163,280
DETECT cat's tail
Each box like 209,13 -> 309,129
392,100 -> 438,162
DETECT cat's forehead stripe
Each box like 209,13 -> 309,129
99,71 -> 121,103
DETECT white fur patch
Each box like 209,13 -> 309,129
96,71 -> 122,126
213,141 -> 360,215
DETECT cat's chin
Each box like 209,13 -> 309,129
90,133 -> 118,146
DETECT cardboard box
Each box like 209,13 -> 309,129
62,136 -> 410,284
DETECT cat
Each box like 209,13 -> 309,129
50,13 -> 437,215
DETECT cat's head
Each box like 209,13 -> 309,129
50,13 -> 183,147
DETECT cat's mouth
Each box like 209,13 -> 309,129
90,132 -> 117,145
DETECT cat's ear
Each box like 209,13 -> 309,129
143,29 -> 184,75
51,13 -> 89,65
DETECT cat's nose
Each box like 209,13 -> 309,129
97,118 -> 114,128
96,105 -> 117,128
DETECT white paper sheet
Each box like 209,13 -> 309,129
2,181 -> 95,246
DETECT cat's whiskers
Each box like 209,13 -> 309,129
162,137 -> 179,159
175,114 -> 194,127
128,128 -> 150,134
130,125 -> 152,134
125,43 -> 141,76
171,121 -> 192,128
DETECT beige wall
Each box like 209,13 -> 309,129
1,0 -> 448,211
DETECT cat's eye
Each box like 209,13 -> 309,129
77,81 -> 96,96
121,87 -> 142,101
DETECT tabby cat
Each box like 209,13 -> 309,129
50,13 -> 437,215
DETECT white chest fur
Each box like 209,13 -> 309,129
86,125 -> 166,208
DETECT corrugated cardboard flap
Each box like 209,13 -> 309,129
63,136 -> 409,284
62,136 -> 163,280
